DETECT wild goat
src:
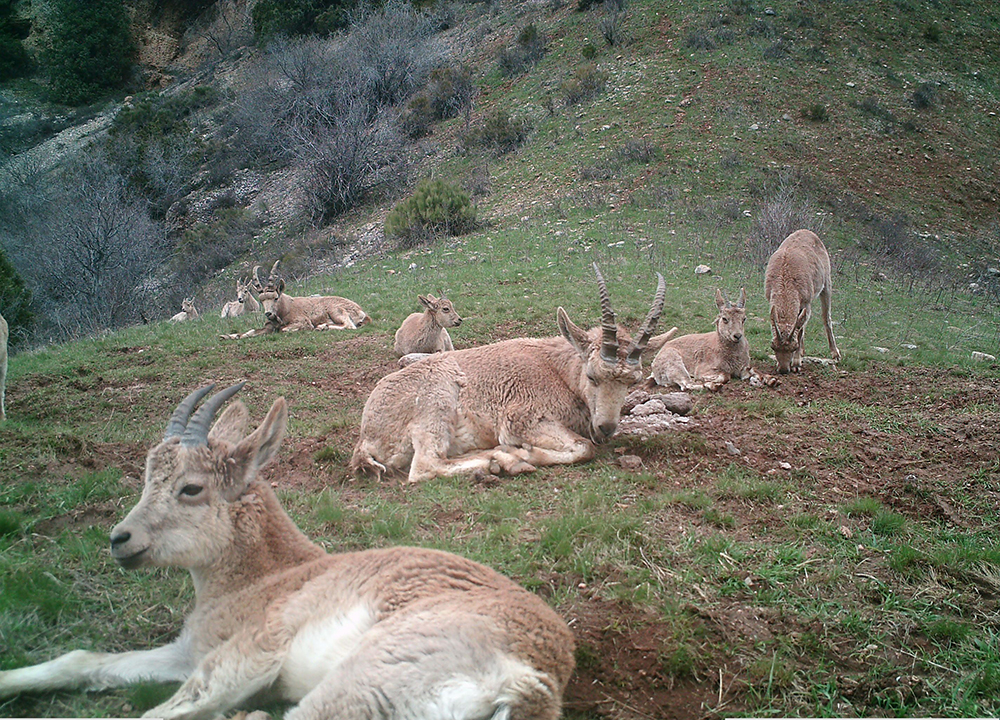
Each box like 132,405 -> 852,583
352,264 -> 671,484
764,229 -> 841,373
0,383 -> 576,719
0,312 -> 7,421
226,262 -> 370,338
220,277 -> 260,318
169,298 -> 199,323
649,288 -> 749,391
394,293 -> 462,357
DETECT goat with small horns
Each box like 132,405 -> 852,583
352,264 -> 672,483
0,383 -> 576,720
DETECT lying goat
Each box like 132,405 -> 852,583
224,279 -> 370,338
169,298 -> 199,323
764,229 -> 841,373
648,288 -> 749,391
220,277 -> 260,319
0,383 -> 576,720
394,293 -> 463,362
353,264 -> 670,483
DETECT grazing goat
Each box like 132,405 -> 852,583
649,288 -> 750,391
352,264 -> 671,484
0,312 -> 7,421
0,383 -> 576,720
169,298 -> 199,323
394,293 -> 462,357
764,229 -> 841,373
220,277 -> 260,319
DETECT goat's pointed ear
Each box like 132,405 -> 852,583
224,398 -> 288,500
557,307 -> 591,357
737,287 -> 747,309
209,401 -> 250,446
715,288 -> 728,311
277,279 -> 285,294
645,327 -> 678,356
419,294 -> 436,309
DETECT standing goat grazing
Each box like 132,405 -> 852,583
0,383 -> 576,720
170,298 -> 199,323
352,264 -> 671,484
649,288 -> 750,391
764,229 -> 841,373
394,293 -> 463,357
220,277 -> 260,319
0,312 -> 7,421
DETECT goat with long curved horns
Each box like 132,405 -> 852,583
0,383 -> 575,719
352,264 -> 674,483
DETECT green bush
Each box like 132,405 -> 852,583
561,63 -> 607,106
0,0 -> 31,79
400,65 -> 475,139
252,0 -> 357,40
461,109 -> 531,156
497,22 -> 546,77
42,0 -> 135,105
384,178 -> 476,247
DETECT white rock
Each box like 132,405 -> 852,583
779,461 -> 792,470
725,441 -> 741,456
873,346 -> 889,353
694,264 -> 712,275
631,399 -> 667,416
971,351 -> 996,362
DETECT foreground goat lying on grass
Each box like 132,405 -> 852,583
352,264 -> 671,483
0,383 -> 576,720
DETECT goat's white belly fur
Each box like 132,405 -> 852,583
280,604 -> 374,700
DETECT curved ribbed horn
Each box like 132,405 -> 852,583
625,272 -> 666,365
268,259 -> 281,285
592,263 -> 619,363
165,385 -> 216,440
252,265 -> 264,291
180,382 -> 246,448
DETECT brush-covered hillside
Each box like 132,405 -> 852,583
1,1 -> 999,718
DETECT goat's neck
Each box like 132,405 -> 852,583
190,484 -> 325,602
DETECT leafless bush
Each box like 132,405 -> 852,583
561,63 -> 607,106
861,214 -> 940,278
599,6 -> 628,47
0,154 -> 170,339
229,4 -> 440,225
743,178 -> 826,267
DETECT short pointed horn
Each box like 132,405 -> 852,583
181,382 -> 247,447
593,263 -> 619,362
165,385 -> 216,440
626,272 -> 666,365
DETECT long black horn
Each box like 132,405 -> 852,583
180,382 -> 246,447
593,263 -> 619,363
626,272 -> 666,365
165,385 -> 215,440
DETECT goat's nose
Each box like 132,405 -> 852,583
733,333 -> 742,341
777,366 -> 790,375
110,530 -> 131,550
455,318 -> 463,326
597,420 -> 618,439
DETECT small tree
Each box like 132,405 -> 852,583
0,245 -> 32,348
42,0 -> 135,105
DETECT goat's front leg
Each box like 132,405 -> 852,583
0,643 -> 192,698
143,634 -> 284,720
504,421 -> 596,469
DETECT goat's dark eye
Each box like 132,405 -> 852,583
179,484 -> 203,498
722,318 -> 729,323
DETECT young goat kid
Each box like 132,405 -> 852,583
394,293 -> 463,360
648,288 -> 749,392
170,298 -> 199,323
764,229 -> 841,373
220,277 -> 260,319
0,312 -> 7,420
0,383 -> 576,720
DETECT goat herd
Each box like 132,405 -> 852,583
0,230 -> 841,720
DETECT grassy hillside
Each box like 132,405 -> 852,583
2,0 -> 1000,718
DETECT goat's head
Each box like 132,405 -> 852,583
770,303 -> 808,374
715,288 -> 747,345
109,383 -> 287,570
259,278 -> 286,323
558,264 -> 665,442
181,298 -> 197,315
419,293 -> 463,328
236,278 -> 251,304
